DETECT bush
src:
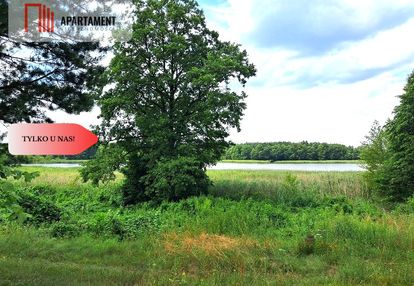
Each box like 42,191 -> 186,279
50,221 -> 81,238
17,186 -> 61,225
395,196 -> 414,213
0,184 -> 60,225
122,155 -> 150,205
124,157 -> 210,204
73,209 -> 165,239
0,182 -> 30,223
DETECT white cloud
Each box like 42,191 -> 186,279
202,0 -> 414,146
230,72 -> 403,146
46,0 -> 414,147
47,106 -> 101,130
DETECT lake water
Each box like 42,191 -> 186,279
24,162 -> 364,172
210,162 -> 363,171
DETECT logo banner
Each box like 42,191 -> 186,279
9,0 -> 134,42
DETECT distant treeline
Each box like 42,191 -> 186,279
3,142 -> 359,163
30,145 -> 98,162
223,142 -> 360,161
55,145 -> 98,160
1,144 -> 98,164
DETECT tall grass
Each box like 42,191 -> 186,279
1,210 -> 413,285
20,167 -> 368,198
0,166 -> 412,285
208,170 -> 370,201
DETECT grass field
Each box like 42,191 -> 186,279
0,167 -> 413,285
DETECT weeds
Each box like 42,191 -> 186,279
0,167 -> 412,285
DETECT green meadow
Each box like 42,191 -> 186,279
0,166 -> 413,285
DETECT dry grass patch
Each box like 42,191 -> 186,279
163,232 -> 260,257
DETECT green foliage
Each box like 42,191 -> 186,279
1,167 -> 372,238
121,155 -> 149,205
123,156 -> 210,204
208,171 -> 368,208
1,167 -> 414,285
380,71 -> 414,201
0,182 -> 31,224
143,157 -> 210,203
362,71 -> 414,201
82,0 -> 256,203
280,173 -> 300,193
360,120 -> 389,193
49,221 -> 81,238
17,186 -> 61,225
0,150 -> 39,224
0,184 -> 60,225
80,144 -> 125,185
80,209 -> 165,240
223,141 -> 360,161
0,146 -> 39,182
395,196 -> 414,213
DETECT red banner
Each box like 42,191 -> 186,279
8,124 -> 98,155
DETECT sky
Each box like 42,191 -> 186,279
49,0 -> 414,146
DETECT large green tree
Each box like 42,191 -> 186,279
82,0 -> 256,203
361,71 -> 414,202
381,71 -> 414,201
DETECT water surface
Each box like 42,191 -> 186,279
210,162 -> 363,171
24,162 -> 364,171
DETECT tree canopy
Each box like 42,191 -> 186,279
82,0 -> 256,203
361,71 -> 414,201
381,71 -> 414,201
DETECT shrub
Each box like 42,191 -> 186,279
0,184 -> 60,225
0,182 -> 30,223
360,121 -> 389,194
395,196 -> 414,213
17,186 -> 61,225
121,155 -> 150,205
50,221 -> 81,238
140,157 -> 210,203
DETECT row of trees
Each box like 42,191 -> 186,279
223,142 -> 360,161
